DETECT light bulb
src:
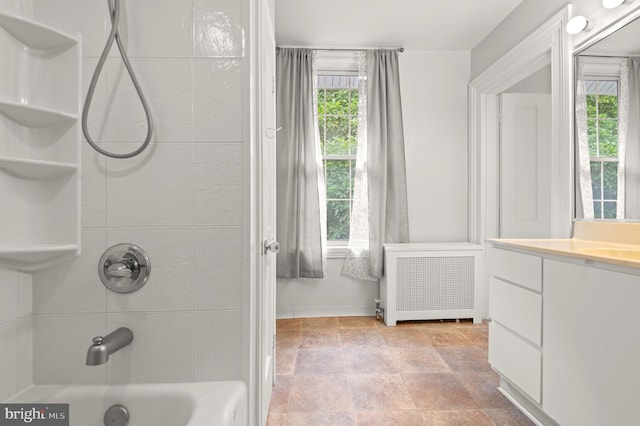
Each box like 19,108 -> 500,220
602,0 -> 626,9
566,16 -> 589,34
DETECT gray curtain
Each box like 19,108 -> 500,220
275,48 -> 325,278
627,57 -> 640,217
366,50 -> 410,278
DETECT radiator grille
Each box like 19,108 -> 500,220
396,256 -> 475,312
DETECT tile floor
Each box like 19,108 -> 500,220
267,316 -> 534,426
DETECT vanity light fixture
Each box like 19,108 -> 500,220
566,15 -> 591,34
602,0 -> 631,9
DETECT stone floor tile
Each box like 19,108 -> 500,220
355,410 -> 424,425
343,347 -> 397,374
294,348 -> 345,374
420,409 -> 494,425
389,347 -> 451,374
347,374 -> 416,411
288,374 -> 352,412
404,372 -> 479,410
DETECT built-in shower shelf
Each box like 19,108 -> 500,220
0,156 -> 78,180
0,11 -> 80,272
0,12 -> 76,50
0,244 -> 79,272
0,100 -> 77,128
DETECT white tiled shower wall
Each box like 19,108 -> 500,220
0,269 -> 32,400
0,0 -> 248,390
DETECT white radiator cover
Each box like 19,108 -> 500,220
380,243 -> 484,326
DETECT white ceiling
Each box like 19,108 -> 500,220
275,0 -> 523,51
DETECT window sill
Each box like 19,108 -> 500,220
327,245 -> 349,259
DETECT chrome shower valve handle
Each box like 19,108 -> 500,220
99,244 -> 150,293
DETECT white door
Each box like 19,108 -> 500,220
258,4 -> 277,425
499,93 -> 552,238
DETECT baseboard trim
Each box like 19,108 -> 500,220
276,305 -> 373,319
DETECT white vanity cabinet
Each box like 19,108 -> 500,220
488,241 -> 640,426
487,247 -> 543,403
0,11 -> 80,271
543,259 -> 640,426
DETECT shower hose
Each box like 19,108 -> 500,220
82,0 -> 153,159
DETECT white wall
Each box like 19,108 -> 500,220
277,259 -> 378,318
505,64 -> 552,94
470,0 -> 602,79
276,50 -> 470,318
401,51 -> 470,242
1,0 -> 249,386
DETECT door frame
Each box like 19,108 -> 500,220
256,2 -> 277,424
245,0 -> 276,425
468,6 -> 572,318
469,6 -> 572,244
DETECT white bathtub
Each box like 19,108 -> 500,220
6,381 -> 247,426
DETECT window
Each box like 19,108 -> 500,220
585,79 -> 619,218
316,74 -> 359,241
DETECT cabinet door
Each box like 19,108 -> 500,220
489,277 -> 541,346
488,247 -> 542,292
543,259 -> 640,426
489,322 -> 541,403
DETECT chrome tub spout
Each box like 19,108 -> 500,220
86,327 -> 133,366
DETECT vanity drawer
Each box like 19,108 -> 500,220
489,276 -> 542,346
488,247 -> 542,292
489,322 -> 541,403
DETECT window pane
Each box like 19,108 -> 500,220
598,119 -> 618,157
324,90 -> 350,114
325,160 -> 350,199
586,93 -> 597,117
317,89 -> 326,115
317,117 -> 326,153
325,116 -> 350,155
603,162 -> 618,199
327,200 -> 350,240
587,119 -> 597,157
317,74 -> 359,243
349,89 -> 359,115
591,162 -> 602,199
603,201 -> 617,219
598,94 -> 618,119
350,159 -> 356,198
593,201 -> 602,219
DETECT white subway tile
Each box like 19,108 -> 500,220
81,142 -> 107,228
0,1 -> 33,17
33,313 -> 107,385
0,267 -> 18,324
193,59 -> 242,142
0,321 -> 18,400
106,143 -> 193,226
107,312 -> 194,383
33,0 -> 107,58
110,0 -> 192,58
193,0 -> 243,58
194,143 -> 242,225
17,316 -> 33,390
194,227 -> 242,310
106,228 -> 194,312
18,272 -> 32,317
194,310 -> 242,380
82,59 -> 108,144
33,229 -> 107,314
106,58 -> 193,142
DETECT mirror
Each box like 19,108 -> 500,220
574,17 -> 640,220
